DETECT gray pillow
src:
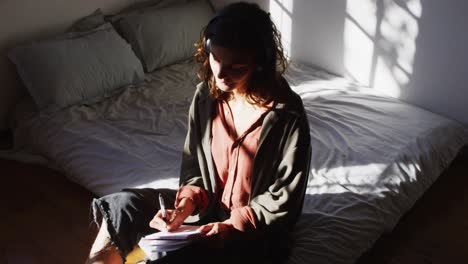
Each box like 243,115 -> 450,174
68,8 -> 106,32
118,0 -> 213,72
106,0 -> 190,30
108,0 -> 189,20
8,23 -> 145,109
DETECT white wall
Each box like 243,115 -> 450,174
289,0 -> 346,76
286,0 -> 468,125
399,0 -> 468,125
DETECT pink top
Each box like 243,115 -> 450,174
176,98 -> 268,232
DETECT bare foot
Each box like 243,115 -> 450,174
86,220 -> 123,264
86,244 -> 123,264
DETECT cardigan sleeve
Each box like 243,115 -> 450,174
249,111 -> 311,230
178,83 -> 213,217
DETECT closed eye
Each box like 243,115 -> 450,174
231,64 -> 249,71
228,64 -> 250,74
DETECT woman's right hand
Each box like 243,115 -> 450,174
149,197 -> 196,232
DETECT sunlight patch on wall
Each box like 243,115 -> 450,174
374,0 -> 419,97
346,0 -> 377,36
344,0 -> 421,98
407,0 -> 422,17
379,1 -> 420,73
344,18 -> 375,85
269,0 -> 293,58
374,57 -> 401,97
344,0 -> 376,85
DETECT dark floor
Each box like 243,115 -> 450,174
1,146 -> 467,264
0,159 -> 96,264
357,146 -> 468,264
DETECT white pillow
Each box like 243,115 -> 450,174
8,23 -> 145,109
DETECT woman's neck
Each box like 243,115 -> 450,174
230,90 -> 258,109
230,89 -> 246,102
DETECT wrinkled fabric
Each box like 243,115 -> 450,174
5,61 -> 468,264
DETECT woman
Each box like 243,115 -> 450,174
87,2 -> 311,264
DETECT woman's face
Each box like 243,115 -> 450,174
209,44 -> 255,94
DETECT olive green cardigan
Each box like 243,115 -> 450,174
181,81 -> 311,232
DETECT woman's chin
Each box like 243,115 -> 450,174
216,83 -> 234,92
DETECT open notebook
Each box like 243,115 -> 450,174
138,225 -> 204,259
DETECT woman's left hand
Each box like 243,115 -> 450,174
198,221 -> 235,239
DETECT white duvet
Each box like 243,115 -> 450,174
3,60 -> 468,264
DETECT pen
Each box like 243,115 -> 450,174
158,193 -> 166,221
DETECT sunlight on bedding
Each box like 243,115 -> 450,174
308,161 -> 421,197
129,177 -> 180,190
344,0 -> 421,98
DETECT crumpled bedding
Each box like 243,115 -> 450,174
2,60 -> 467,264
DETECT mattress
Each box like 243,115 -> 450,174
3,60 -> 468,264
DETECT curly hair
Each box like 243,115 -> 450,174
194,2 -> 288,107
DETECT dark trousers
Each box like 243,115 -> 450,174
91,188 -> 290,264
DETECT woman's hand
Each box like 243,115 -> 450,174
198,220 -> 235,239
149,198 -> 195,232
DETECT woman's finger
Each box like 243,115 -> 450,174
166,220 -> 181,231
165,212 -> 185,231
150,206 -> 193,232
198,223 -> 214,233
149,209 -> 176,231
149,210 -> 167,231
205,223 -> 219,237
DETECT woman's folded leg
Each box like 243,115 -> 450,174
87,188 -> 176,263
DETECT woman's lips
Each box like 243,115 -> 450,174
219,80 -> 232,86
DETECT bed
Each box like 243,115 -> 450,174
2,1 -> 468,264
